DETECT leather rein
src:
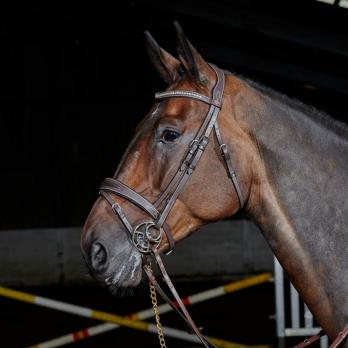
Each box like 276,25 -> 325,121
98,64 -> 242,348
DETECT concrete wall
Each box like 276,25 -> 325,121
0,220 -> 273,286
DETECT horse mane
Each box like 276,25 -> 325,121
228,71 -> 348,139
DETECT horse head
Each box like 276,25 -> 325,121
81,23 -> 255,290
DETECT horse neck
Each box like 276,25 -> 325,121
231,80 -> 348,338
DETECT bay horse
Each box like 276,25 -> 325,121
81,23 -> 348,345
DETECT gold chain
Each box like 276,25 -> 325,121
149,278 -> 167,348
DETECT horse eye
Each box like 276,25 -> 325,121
161,129 -> 181,143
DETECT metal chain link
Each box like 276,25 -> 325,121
149,276 -> 167,348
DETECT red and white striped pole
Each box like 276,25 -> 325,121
13,273 -> 272,348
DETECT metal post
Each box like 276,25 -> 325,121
304,304 -> 314,328
274,257 -> 286,348
274,258 -> 328,348
320,335 -> 329,348
290,284 -> 300,328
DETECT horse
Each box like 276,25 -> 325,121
81,23 -> 348,345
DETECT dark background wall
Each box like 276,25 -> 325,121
1,2 -> 347,229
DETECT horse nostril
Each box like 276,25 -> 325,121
91,242 -> 108,272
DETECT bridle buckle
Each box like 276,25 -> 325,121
189,139 -> 199,149
132,221 -> 162,254
199,135 -> 209,150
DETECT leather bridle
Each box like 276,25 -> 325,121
99,64 -> 243,255
96,63 -> 348,348
98,64 -> 243,348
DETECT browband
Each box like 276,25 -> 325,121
155,90 -> 222,108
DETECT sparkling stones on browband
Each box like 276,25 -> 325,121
155,90 -> 221,108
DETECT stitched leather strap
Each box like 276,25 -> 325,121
293,330 -> 325,348
293,323 -> 348,348
214,122 -> 244,208
156,106 -> 221,227
155,90 -> 220,107
330,324 -> 348,348
100,178 -> 159,219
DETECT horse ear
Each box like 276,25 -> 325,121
144,31 -> 181,84
173,21 -> 214,83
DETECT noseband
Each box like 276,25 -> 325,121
98,64 -> 243,348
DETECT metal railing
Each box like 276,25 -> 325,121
274,257 -> 328,348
